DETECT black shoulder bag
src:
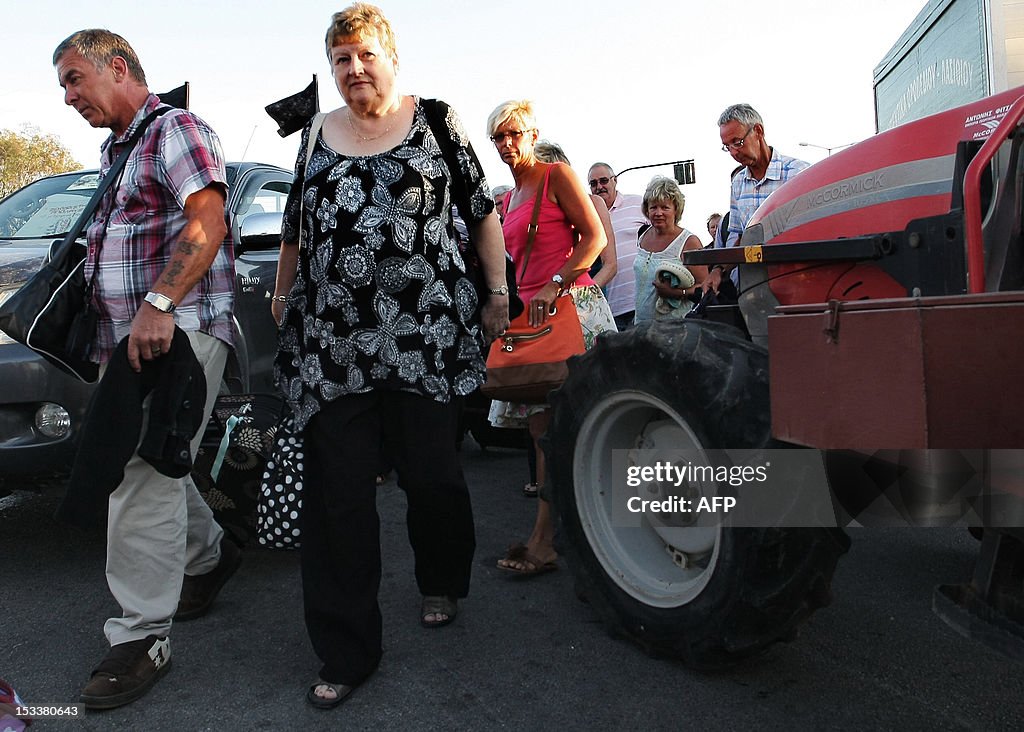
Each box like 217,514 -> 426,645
421,98 -> 523,320
0,104 -> 173,382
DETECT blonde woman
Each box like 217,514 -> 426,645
487,100 -> 616,576
633,176 -> 706,323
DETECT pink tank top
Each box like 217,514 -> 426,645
502,165 -> 595,301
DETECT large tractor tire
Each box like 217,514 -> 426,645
547,320 -> 850,669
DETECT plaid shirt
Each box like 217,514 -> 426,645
723,149 -> 809,250
85,93 -> 232,363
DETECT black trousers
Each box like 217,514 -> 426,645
300,391 -> 476,686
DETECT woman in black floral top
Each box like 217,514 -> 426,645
271,3 -> 510,709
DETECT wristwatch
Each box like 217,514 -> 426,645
551,273 -> 564,287
144,291 -> 177,313
488,285 -> 509,296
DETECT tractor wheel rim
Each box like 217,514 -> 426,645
574,390 -> 722,608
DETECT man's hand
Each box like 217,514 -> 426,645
127,304 -> 175,372
703,266 -> 724,295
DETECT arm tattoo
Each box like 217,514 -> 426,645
161,260 -> 185,287
176,238 -> 202,255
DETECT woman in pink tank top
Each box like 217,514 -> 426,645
485,99 -> 618,577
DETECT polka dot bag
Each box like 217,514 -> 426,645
256,412 -> 304,549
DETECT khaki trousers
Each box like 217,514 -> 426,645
102,331 -> 228,646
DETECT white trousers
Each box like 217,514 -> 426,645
103,331 -> 228,646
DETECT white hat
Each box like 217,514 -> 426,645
654,260 -> 696,316
655,260 -> 695,290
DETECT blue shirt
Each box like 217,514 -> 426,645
723,149 -> 809,250
719,148 -> 808,287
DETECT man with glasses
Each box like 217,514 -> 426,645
588,162 -> 647,329
703,104 -> 809,297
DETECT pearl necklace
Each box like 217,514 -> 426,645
347,106 -> 397,143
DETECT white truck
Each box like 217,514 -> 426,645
874,0 -> 1024,131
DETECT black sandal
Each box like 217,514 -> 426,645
420,595 -> 457,628
306,678 -> 356,709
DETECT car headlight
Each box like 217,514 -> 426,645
0,284 -> 22,346
36,402 -> 72,438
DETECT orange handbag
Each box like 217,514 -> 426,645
482,293 -> 585,404
481,174 -> 585,403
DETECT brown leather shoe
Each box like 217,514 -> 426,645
174,536 -> 242,621
80,635 -> 171,709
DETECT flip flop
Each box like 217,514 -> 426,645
497,543 -> 558,578
306,678 -> 356,709
421,595 -> 458,628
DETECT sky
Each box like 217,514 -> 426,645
0,0 -> 929,240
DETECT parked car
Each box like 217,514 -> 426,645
0,162 -> 292,479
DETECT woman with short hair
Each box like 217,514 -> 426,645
487,100 -> 616,577
271,2 -> 509,708
633,176 -> 706,323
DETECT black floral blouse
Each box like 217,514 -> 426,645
275,98 -> 494,430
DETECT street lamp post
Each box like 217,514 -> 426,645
799,141 -> 856,156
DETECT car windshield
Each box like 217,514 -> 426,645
0,171 -> 99,239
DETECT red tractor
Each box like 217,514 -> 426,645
547,88 -> 1024,668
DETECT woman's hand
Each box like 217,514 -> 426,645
653,278 -> 682,299
271,295 -> 287,326
273,242 -> 299,324
481,295 -> 510,341
528,281 -> 561,328
467,213 -> 511,342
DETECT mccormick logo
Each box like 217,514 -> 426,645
808,172 -> 886,206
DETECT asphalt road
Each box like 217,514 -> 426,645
2,439 -> 1023,731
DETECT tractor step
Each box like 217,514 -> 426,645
933,583 -> 1024,663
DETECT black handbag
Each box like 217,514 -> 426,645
193,393 -> 285,546
0,103 -> 174,382
0,237 -> 97,381
420,98 -> 522,319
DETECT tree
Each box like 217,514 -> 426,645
0,125 -> 80,198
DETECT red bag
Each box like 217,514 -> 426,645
482,293 -> 584,404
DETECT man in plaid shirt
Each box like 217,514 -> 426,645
703,103 -> 809,296
54,29 -> 241,710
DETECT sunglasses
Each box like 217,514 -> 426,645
588,176 -> 613,188
490,129 -> 532,144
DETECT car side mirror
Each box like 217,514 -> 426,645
239,212 -> 283,252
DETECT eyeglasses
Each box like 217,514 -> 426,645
588,176 -> 613,188
721,126 -> 754,152
490,129 -> 531,144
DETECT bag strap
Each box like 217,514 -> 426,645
297,112 -> 326,250
421,98 -> 474,252
51,105 -> 172,275
513,173 -> 547,284
421,99 -> 458,177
